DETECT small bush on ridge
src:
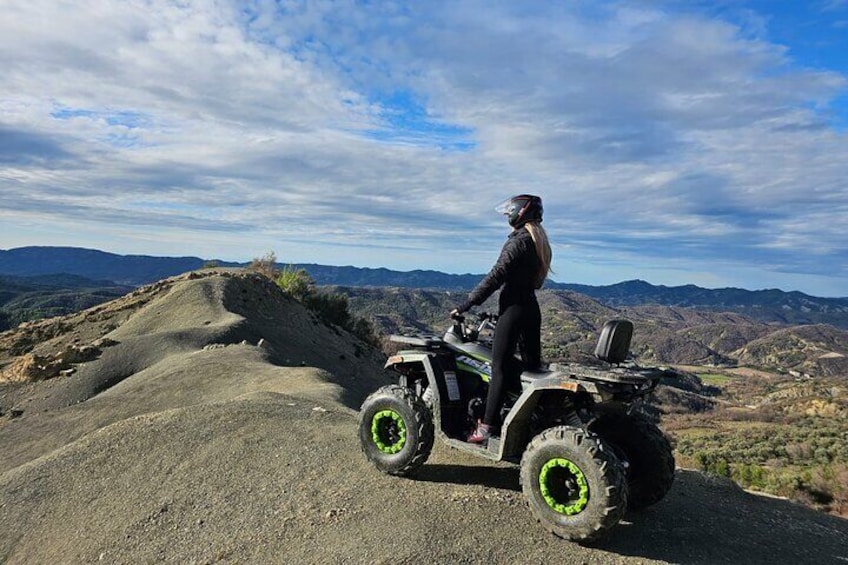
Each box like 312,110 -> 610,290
268,258 -> 379,348
248,251 -> 278,279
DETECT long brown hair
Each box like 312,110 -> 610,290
524,221 -> 552,288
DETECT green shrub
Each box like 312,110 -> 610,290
305,292 -> 351,329
352,317 -> 381,348
733,463 -> 767,489
275,265 -> 314,302
271,265 -> 379,348
695,451 -> 730,477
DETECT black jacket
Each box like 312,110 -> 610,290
458,227 -> 540,313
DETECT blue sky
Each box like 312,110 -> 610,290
1,1 -> 847,297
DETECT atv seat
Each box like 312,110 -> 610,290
444,332 -> 492,361
444,332 -> 494,361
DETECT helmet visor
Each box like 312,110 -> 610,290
494,198 -> 519,216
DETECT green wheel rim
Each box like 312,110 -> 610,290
371,409 -> 407,454
539,458 -> 590,515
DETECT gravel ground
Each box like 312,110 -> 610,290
2,393 -> 847,565
1,272 -> 847,564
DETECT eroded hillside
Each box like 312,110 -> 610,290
0,271 -> 387,451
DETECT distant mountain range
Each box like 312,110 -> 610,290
1,246 -> 846,328
0,247 -> 221,285
556,280 -> 848,327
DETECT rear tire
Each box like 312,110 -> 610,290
358,385 -> 434,476
520,426 -> 628,543
589,411 -> 675,510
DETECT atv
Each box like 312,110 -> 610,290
358,313 -> 675,543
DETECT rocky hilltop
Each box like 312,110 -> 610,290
1,271 -> 847,564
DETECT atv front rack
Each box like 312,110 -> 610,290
389,334 -> 444,348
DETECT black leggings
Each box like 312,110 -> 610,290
484,301 -> 541,426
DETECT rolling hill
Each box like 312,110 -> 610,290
334,285 -> 848,378
2,246 -> 846,328
2,247 -> 847,378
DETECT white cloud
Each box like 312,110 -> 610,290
0,0 -> 846,296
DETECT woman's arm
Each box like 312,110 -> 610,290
455,235 -> 523,313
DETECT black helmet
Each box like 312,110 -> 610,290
495,194 -> 543,227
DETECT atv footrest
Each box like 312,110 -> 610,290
519,369 -> 552,384
487,437 -> 501,455
441,437 -> 501,461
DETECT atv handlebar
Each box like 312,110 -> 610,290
448,310 -> 497,342
449,310 -> 497,322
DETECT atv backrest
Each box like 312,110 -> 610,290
594,319 -> 633,365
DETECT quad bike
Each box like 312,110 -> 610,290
358,313 -> 675,543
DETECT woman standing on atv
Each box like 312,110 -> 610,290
451,194 -> 552,443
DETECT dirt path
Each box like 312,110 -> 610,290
2,392 -> 847,564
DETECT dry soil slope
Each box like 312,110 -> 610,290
1,272 -> 847,564
0,271 -> 387,471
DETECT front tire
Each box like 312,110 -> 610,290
520,426 -> 628,543
358,385 -> 434,476
589,411 -> 675,510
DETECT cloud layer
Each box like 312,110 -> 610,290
1,0 -> 846,296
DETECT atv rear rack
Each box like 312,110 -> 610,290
550,363 -> 663,385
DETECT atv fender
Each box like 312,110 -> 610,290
499,376 -> 606,460
385,351 -> 439,395
384,351 -> 433,371
384,350 -> 456,429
